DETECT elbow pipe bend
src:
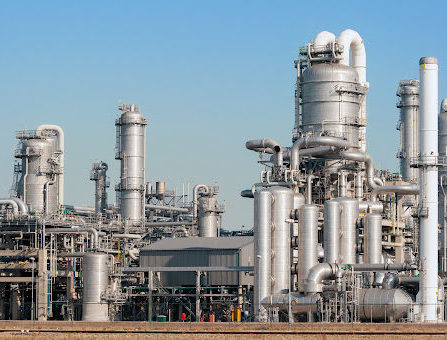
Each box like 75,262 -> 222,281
370,184 -> 419,202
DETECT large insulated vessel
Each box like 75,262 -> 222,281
82,253 -> 109,321
439,98 -> 447,274
253,189 -> 272,321
90,162 -> 109,213
269,186 -> 293,295
300,63 -> 367,150
14,130 -> 61,213
115,104 -> 148,224
396,80 -> 420,182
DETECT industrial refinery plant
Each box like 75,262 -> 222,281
0,28 -> 446,324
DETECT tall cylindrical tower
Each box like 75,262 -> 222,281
396,80 -> 420,182
115,104 -> 148,224
90,161 -> 109,213
419,56 -> 438,322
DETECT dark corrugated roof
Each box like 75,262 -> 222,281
141,236 -> 253,251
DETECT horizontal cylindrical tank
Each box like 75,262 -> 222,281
359,288 -> 413,321
253,189 -> 272,321
298,204 -> 319,292
270,186 -> 293,295
364,213 -> 383,264
300,63 -> 366,149
82,253 -> 109,321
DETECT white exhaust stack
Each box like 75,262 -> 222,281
419,56 -> 439,322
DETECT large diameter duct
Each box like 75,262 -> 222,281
336,198 -> 359,264
359,288 -> 413,322
439,98 -> 447,274
323,199 -> 340,263
270,186 -> 293,295
364,214 -> 383,264
419,56 -> 439,322
253,189 -> 272,321
297,204 -> 319,292
82,253 -> 109,321
115,104 -> 147,223
397,80 -> 420,182
338,29 -> 368,153
90,162 -> 109,213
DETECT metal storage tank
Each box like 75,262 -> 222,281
300,63 -> 367,150
82,253 -> 109,321
90,161 -> 109,213
115,104 -> 148,224
335,197 -> 359,264
396,80 -> 420,182
139,237 -> 254,286
15,131 -> 59,213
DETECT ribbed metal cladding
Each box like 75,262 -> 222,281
270,186 -> 293,295
335,198 -> 359,264
397,80 -> 420,183
297,204 -> 319,292
82,253 -> 109,321
364,213 -> 383,264
253,189 -> 272,321
323,199 -> 340,263
115,104 -> 148,223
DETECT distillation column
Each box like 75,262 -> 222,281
115,104 -> 148,224
396,80 -> 420,182
90,161 -> 109,213
419,57 -> 439,322
439,99 -> 447,274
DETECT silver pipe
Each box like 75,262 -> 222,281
323,200 -> 340,264
246,138 -> 281,154
290,136 -> 351,170
193,184 -> 209,220
46,227 -> 104,249
298,204 -> 319,292
338,172 -> 347,197
303,263 -> 336,294
240,188 -> 254,198
145,221 -> 194,227
370,184 -> 419,202
44,178 -> 56,215
253,189 -> 272,321
145,204 -> 189,213
10,197 -> 28,214
364,214 -> 383,264
355,173 -> 363,198
0,199 -> 19,216
306,175 -> 315,204
359,201 -> 383,213
261,293 -> 319,313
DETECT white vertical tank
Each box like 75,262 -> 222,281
82,253 -> 109,321
115,104 -> 148,224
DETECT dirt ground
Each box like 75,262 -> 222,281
0,321 -> 446,339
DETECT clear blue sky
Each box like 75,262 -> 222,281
0,0 -> 446,229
